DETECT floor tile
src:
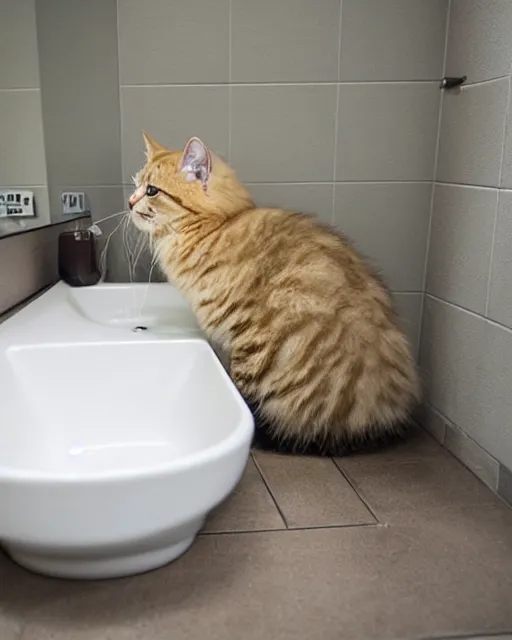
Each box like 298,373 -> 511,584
253,452 -> 375,528
339,424 -> 447,468
0,617 -> 22,640
0,551 -> 136,640
337,445 -> 503,524
202,457 -> 285,533
18,514 -> 512,640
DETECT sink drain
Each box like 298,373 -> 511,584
132,325 -> 148,333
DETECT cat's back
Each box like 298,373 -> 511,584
222,207 -> 384,300
229,206 -> 336,248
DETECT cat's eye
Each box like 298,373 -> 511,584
146,185 -> 159,197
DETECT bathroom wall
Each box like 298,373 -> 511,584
114,0 -> 448,356
0,0 -> 51,237
420,0 -> 512,500
34,0 -> 124,226
0,217 -> 91,317
0,2 -> 97,315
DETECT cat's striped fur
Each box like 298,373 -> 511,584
129,134 -> 420,455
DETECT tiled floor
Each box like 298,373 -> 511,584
1,429 -> 512,640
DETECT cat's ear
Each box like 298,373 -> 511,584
142,132 -> 167,161
179,137 -> 211,191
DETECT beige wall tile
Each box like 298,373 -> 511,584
392,293 -> 423,359
36,0 -> 122,190
0,0 -> 39,89
437,79 -> 509,187
118,0 -> 229,84
427,184 -> 497,314
446,0 -> 512,84
247,183 -> 333,224
231,85 -> 337,183
340,0 -> 447,81
0,90 -> 47,186
336,83 -> 440,181
488,190 -> 512,327
333,183 -> 431,292
231,0 -> 339,82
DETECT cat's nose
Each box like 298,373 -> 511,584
128,186 -> 145,209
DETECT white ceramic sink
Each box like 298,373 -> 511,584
69,282 -> 202,334
0,283 -> 253,579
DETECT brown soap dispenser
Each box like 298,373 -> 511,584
58,230 -> 101,287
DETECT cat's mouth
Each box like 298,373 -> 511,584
137,211 -> 154,221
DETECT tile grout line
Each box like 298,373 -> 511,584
287,522 -> 381,532
436,180 -> 501,191
199,522 -> 383,537
115,0 -> 126,186
418,0 -> 451,362
251,453 -> 289,528
485,75 -> 511,316
461,74 -> 511,89
0,87 -> 40,92
331,459 -> 381,524
426,292 -> 512,336
422,629 -> 512,639
424,402 -> 501,492
484,190 -> 501,317
120,80 -> 443,89
227,0 -> 233,163
330,0 -> 343,225
0,184 -> 46,188
119,180 -> 434,186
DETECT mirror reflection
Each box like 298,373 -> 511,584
0,0 -> 121,240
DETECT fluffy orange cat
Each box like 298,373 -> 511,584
129,134 -> 420,455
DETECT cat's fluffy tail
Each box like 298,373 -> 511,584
249,401 -> 413,457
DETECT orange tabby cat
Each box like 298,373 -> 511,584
129,134 -> 420,454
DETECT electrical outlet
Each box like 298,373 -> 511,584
0,190 -> 35,217
61,192 -> 86,215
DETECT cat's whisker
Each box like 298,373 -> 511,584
121,215 -> 135,285
98,214 -> 127,280
135,247 -> 159,318
132,232 -> 148,280
92,210 -> 128,228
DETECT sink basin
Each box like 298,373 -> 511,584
69,282 -> 202,334
0,283 -> 253,579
